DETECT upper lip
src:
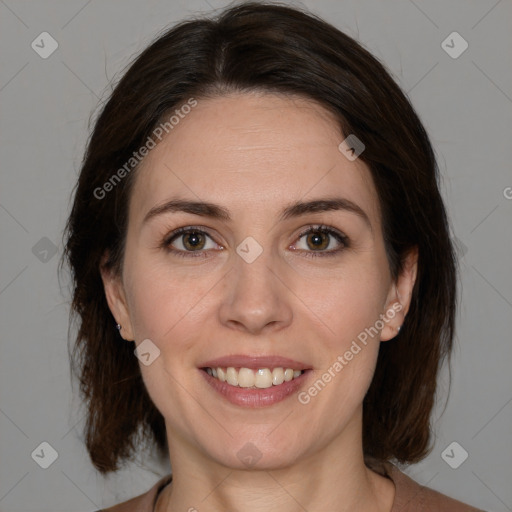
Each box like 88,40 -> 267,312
200,355 -> 311,370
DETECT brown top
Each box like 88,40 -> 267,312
97,463 -> 485,512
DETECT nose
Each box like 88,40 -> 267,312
217,247 -> 293,335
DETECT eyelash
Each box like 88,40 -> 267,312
161,224 -> 349,259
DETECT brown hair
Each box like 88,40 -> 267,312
62,1 -> 457,474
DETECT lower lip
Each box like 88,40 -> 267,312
200,369 -> 310,408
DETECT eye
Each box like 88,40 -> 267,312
291,225 -> 348,257
161,224 -> 348,259
163,226 -> 222,258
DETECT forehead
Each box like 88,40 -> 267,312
129,92 -> 380,227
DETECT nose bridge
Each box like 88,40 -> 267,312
218,237 -> 292,333
234,239 -> 276,292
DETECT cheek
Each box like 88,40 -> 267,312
298,261 -> 388,401
122,252 -> 220,344
300,261 -> 389,344
299,290 -> 383,437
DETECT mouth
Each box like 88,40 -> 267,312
198,355 -> 312,407
201,366 -> 306,388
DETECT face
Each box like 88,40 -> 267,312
102,92 -> 415,471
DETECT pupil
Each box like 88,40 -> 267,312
185,232 -> 203,249
308,232 -> 327,250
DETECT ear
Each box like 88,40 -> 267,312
380,246 -> 418,341
99,254 -> 135,341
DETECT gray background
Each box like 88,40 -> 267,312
0,0 -> 511,510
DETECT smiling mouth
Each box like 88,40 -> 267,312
201,367 -> 306,388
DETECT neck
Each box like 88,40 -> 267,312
157,417 -> 394,512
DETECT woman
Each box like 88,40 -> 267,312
62,2 -> 484,511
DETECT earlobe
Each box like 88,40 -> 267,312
99,256 -> 135,341
380,247 -> 418,342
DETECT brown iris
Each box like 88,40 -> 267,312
306,231 -> 329,251
182,231 -> 206,251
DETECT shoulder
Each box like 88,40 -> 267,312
384,463 -> 485,512
95,474 -> 172,512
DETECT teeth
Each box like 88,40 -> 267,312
226,367 -> 238,386
205,367 -> 304,388
238,367 -> 255,388
254,368 -> 272,388
272,367 -> 284,385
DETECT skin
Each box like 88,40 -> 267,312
101,92 -> 417,512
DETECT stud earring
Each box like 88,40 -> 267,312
397,325 -> 402,333
116,323 -> 121,331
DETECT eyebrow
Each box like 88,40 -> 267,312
143,197 -> 372,230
